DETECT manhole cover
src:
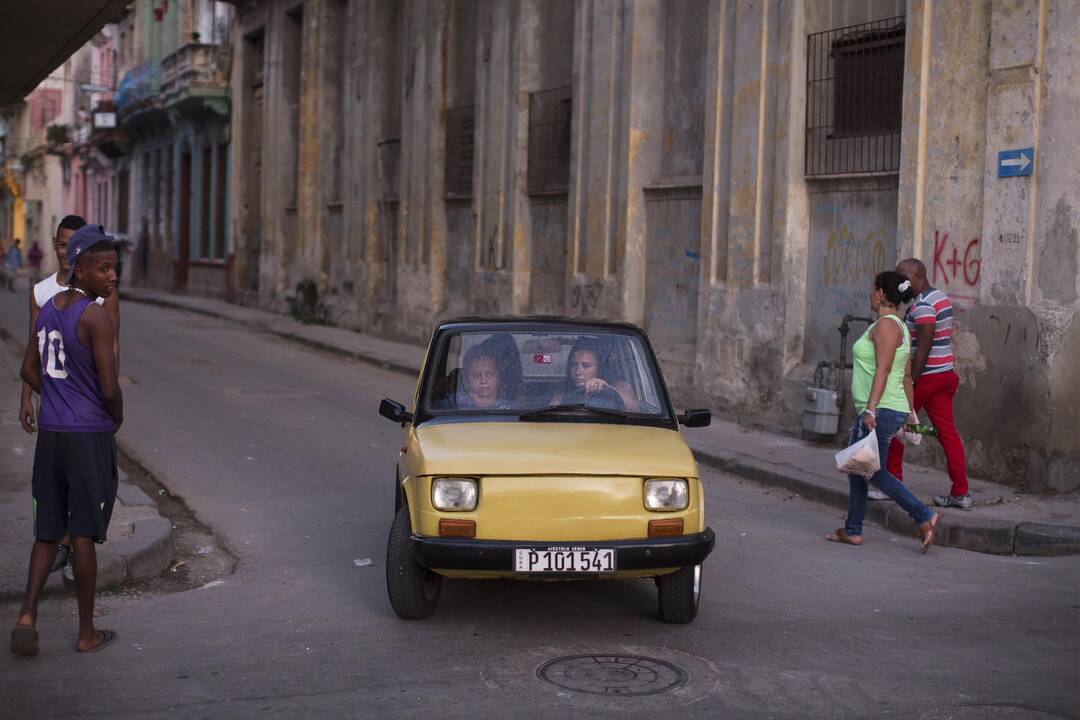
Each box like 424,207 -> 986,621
537,654 -> 688,696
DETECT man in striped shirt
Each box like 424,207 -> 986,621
886,258 -> 971,508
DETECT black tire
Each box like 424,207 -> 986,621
656,564 -> 701,624
385,506 -> 441,619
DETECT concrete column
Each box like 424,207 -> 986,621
568,0 -> 622,283
509,0 -> 538,314
725,0 -> 780,287
978,0 -> 1044,306
700,0 -> 735,288
897,0 -> 991,307
617,0 -> 663,327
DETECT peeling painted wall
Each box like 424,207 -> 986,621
224,0 -> 1079,491
805,179 -> 899,364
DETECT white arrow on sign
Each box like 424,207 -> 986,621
1001,154 -> 1032,170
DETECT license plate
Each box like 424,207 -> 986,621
513,547 -> 616,574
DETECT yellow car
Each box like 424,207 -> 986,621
379,319 -> 714,623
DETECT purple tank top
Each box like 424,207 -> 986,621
35,296 -> 114,432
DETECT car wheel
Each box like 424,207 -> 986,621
385,506 -> 442,619
656,564 -> 701,624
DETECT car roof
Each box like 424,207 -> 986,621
435,316 -> 647,334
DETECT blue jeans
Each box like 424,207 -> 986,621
845,407 -> 934,537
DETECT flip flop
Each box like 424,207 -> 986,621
825,528 -> 862,546
10,624 -> 38,656
920,514 -> 941,554
77,629 -> 117,654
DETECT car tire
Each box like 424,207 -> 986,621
656,564 -> 700,624
386,506 -> 441,619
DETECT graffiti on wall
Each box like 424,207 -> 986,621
570,279 -> 604,314
822,226 -> 888,288
931,230 -> 980,305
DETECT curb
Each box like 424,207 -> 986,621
73,492 -> 174,591
691,447 -> 1077,557
124,292 -> 420,378
97,516 -> 174,587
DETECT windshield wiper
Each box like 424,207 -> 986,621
518,403 -> 627,420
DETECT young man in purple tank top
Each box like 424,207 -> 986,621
11,225 -> 123,656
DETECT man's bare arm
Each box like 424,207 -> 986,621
20,334 -> 41,395
104,291 -> 120,371
18,284 -> 40,432
85,305 -> 123,425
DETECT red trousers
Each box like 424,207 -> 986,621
886,369 -> 969,497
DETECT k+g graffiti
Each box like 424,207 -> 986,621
932,231 -> 980,287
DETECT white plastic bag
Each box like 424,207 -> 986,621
897,428 -> 923,446
835,428 -> 881,478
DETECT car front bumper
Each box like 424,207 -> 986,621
410,528 -> 715,572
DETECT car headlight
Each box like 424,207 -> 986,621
431,477 -> 478,511
644,478 -> 689,511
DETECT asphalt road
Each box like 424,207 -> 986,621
1,291 -> 1077,720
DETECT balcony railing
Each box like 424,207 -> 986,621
160,44 -> 231,114
115,62 -> 161,120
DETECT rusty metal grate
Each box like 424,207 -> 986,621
806,16 -> 905,176
445,105 -> 475,199
528,85 -> 572,194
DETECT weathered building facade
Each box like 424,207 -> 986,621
228,0 -> 1079,492
115,0 -> 235,294
1,28 -> 121,276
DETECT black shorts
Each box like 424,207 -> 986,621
32,430 -> 118,544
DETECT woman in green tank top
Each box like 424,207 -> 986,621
826,271 -> 940,553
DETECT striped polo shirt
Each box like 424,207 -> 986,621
906,287 -> 954,375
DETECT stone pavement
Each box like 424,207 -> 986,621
122,286 -> 1080,556
0,309 -> 172,599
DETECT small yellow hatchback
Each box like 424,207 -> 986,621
379,318 -> 714,623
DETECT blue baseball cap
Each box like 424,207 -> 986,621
66,224 -> 115,283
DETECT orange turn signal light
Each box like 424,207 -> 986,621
439,519 -> 476,538
648,518 -> 684,537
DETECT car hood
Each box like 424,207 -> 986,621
410,421 -> 698,478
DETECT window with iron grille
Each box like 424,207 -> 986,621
528,85 -> 572,194
445,105 -> 475,199
806,17 -> 905,176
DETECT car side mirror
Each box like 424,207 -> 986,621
379,398 -> 413,425
678,408 -> 711,428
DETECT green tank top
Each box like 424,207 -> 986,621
851,314 -> 910,414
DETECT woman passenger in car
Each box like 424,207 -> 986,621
444,345 -> 503,410
551,339 -> 639,411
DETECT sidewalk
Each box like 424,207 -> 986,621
0,320 -> 173,600
122,287 -> 1080,556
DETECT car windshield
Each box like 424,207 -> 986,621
420,328 -> 672,423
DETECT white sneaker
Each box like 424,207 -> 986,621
934,494 -> 973,510
867,487 -> 888,501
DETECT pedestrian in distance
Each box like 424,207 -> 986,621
19,216 -> 120,576
887,258 -> 971,509
4,237 -> 23,291
826,271 -> 941,553
27,240 -> 44,283
11,225 -> 123,656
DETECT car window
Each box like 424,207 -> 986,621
421,329 -> 670,421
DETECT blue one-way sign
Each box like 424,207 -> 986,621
998,148 -> 1034,177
